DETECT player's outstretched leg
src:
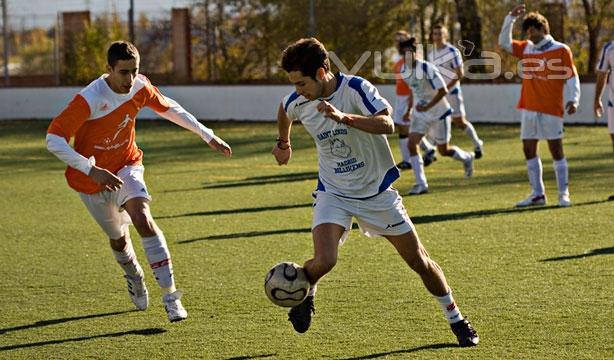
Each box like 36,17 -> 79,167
109,225 -> 148,310
289,223 -> 345,333
385,229 -> 479,347
124,197 -> 187,322
436,143 -> 474,178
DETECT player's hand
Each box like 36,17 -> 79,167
565,101 -> 577,115
317,100 -> 345,123
271,142 -> 292,165
88,166 -> 123,192
402,109 -> 412,122
509,4 -> 526,17
594,100 -> 603,118
207,135 -> 232,157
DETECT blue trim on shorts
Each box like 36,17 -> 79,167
608,100 -> 613,108
439,108 -> 453,120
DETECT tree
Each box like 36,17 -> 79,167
581,0 -> 613,74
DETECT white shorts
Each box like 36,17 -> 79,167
409,111 -> 452,145
608,101 -> 614,134
447,88 -> 466,118
311,187 -> 413,245
79,165 -> 152,239
393,95 -> 410,125
520,109 -> 564,140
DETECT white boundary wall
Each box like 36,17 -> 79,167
0,83 -> 608,124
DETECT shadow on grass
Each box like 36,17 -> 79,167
540,247 -> 614,262
226,354 -> 277,360
163,172 -> 319,193
176,199 -> 610,244
0,310 -> 136,335
0,328 -> 166,351
156,203 -> 311,219
339,343 -> 458,359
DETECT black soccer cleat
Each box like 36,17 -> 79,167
396,161 -> 412,170
288,295 -> 315,333
450,318 -> 479,347
423,149 -> 437,167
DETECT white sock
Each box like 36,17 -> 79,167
142,233 -> 176,293
434,291 -> 464,324
527,157 -> 545,196
553,158 -> 569,196
410,155 -> 427,187
399,136 -> 410,162
420,138 -> 436,153
308,284 -> 317,297
463,122 -> 481,148
111,235 -> 143,279
451,146 -> 470,162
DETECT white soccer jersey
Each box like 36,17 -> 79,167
401,59 -> 452,120
427,43 -> 463,93
282,73 -> 399,199
597,40 -> 614,105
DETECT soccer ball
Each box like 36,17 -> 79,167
264,262 -> 310,307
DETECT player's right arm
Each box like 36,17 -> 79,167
46,94 -> 123,191
272,102 -> 292,166
499,4 -> 525,54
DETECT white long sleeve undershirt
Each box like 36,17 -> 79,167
498,15 -> 516,53
158,96 -> 215,142
46,134 -> 94,175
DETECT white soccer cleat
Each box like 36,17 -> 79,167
408,183 -> 429,195
463,153 -> 475,178
163,290 -> 188,322
124,275 -> 149,311
516,194 -> 546,208
558,194 -> 571,207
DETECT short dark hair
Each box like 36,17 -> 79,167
522,12 -> 550,35
280,38 -> 330,79
107,41 -> 139,68
399,37 -> 417,53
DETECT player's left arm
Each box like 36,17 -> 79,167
563,48 -> 581,115
317,100 -> 394,134
145,80 -> 231,157
416,66 -> 448,112
447,50 -> 464,90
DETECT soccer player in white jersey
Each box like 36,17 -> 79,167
594,40 -> 614,152
272,38 -> 479,347
400,38 -> 475,195
428,24 -> 484,158
499,5 -> 580,208
46,41 -> 232,322
393,30 -> 437,170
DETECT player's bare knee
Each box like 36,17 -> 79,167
131,213 -> 157,236
109,235 -> 127,251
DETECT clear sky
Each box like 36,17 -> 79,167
5,0 -> 196,28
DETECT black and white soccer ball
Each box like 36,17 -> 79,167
264,262 -> 310,307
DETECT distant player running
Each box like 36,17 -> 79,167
272,38 -> 479,346
594,40 -> 614,152
400,37 -> 475,195
393,30 -> 437,170
46,41 -> 232,321
499,4 -> 580,208
428,24 -> 484,158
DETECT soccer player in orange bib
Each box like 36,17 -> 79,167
46,41 -> 232,322
499,4 -> 580,208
